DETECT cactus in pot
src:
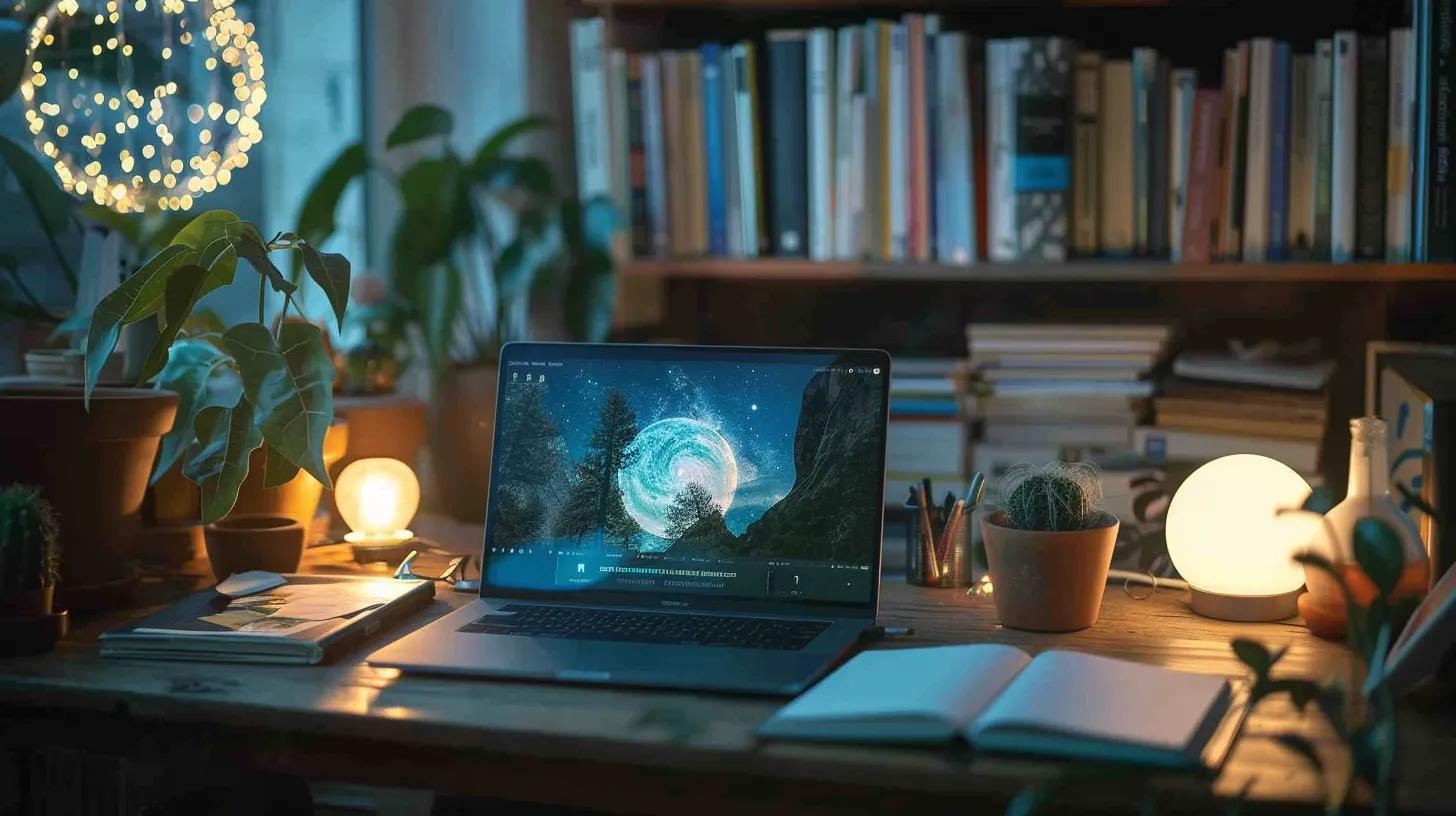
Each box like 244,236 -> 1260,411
1001,462 -> 1105,532
0,484 -> 62,617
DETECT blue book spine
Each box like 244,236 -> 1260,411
701,43 -> 727,256
1267,42 -> 1292,260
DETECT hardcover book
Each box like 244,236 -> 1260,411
1267,41 -> 1292,261
1181,90 -> 1223,263
1356,35 -> 1389,260
1099,59 -> 1135,255
1011,37 -> 1072,261
1313,38 -> 1335,259
1073,51 -> 1102,256
1331,31 -> 1359,262
766,31 -> 809,256
626,54 -> 650,257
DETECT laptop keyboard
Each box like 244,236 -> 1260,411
458,604 -> 831,651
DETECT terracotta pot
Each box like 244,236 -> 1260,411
431,363 -> 499,522
229,419 -> 349,528
981,511 -> 1120,632
0,384 -> 178,590
204,514 -> 305,580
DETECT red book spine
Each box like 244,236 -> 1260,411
1181,89 -> 1222,263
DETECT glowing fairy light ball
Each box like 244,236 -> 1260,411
21,0 -> 266,213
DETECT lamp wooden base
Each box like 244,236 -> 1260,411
1189,587 -> 1302,622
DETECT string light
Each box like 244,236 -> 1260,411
22,0 -> 266,213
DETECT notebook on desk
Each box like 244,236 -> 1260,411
759,644 -> 1248,770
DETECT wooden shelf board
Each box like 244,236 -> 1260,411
623,258 -> 1456,283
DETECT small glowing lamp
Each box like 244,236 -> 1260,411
1166,454 -> 1318,621
336,458 -> 419,546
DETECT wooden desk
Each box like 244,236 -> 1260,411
1,517 -> 1452,814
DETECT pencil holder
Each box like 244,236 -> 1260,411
904,499 -> 973,588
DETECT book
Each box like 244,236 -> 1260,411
1221,42 -> 1250,260
1169,68 -> 1196,261
641,54 -> 669,257
1155,393 -> 1328,425
1415,0 -> 1431,259
626,54 -> 650,257
1013,37 -> 1072,261
682,50 -> 708,255
923,14 -> 941,261
1288,53 -> 1315,257
1314,38 -> 1335,259
1425,0 -> 1456,261
570,20 -> 612,206
767,31 -> 809,256
987,40 -> 1017,261
1172,351 -> 1335,391
1181,90 -> 1222,263
1356,35 -> 1389,260
1100,59 -> 1135,255
834,26 -> 858,259
971,392 -> 1146,421
935,31 -> 976,264
983,419 -> 1135,448
808,28 -> 834,261
101,575 -> 436,664
759,645 -> 1243,770
906,14 -> 930,261
1331,31 -> 1359,262
887,417 -> 966,476
1073,51 -> 1102,256
1267,42 -> 1292,261
610,50 -> 632,259
888,23 -> 909,259
1241,38 -> 1273,262
1148,56 -> 1171,257
865,21 -> 888,258
1155,411 -> 1325,442
720,45 -> 742,258
979,366 -> 1147,382
662,52 -> 686,256
732,42 -> 764,257
1388,28 -> 1416,261
1133,426 -> 1320,473
1132,47 -> 1157,255
1214,47 -> 1237,259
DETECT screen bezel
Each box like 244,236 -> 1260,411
476,341 -> 890,619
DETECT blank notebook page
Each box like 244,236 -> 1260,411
969,651 -> 1229,750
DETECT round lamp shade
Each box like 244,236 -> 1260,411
1166,454 -> 1316,620
336,457 -> 419,544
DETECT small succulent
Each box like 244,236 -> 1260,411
1000,462 -> 1104,532
0,485 -> 61,593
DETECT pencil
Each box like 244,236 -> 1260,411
938,498 -> 966,568
913,486 -> 940,581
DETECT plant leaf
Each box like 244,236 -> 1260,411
1353,518 -> 1406,600
84,244 -> 191,404
228,222 -> 296,296
299,242 -> 351,331
151,338 -> 228,483
471,115 -> 550,168
386,104 -> 453,149
125,211 -> 241,322
1231,639 -> 1272,678
0,134 -> 73,234
1395,480 -> 1443,524
183,396 -> 263,524
475,155 -> 554,195
0,18 -> 25,102
222,323 -> 334,488
136,263 -> 211,384
417,262 -> 461,372
263,444 -> 300,488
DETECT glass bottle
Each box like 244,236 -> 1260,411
1299,417 -> 1429,639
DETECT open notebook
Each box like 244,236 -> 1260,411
759,645 -> 1247,769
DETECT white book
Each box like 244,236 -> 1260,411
1331,32 -> 1359,262
731,43 -> 761,258
1242,39 -> 1274,262
569,20 -> 611,202
641,55 -> 669,257
1169,68 -> 1197,261
807,28 -> 835,261
834,27 -> 859,259
1134,427 -> 1320,475
759,646 -> 1239,770
987,40 -> 1019,262
862,23 -> 883,259
608,49 -> 632,257
1099,59 -> 1135,255
1288,54 -> 1315,255
934,31 -> 975,264
1387,27 -> 1415,261
888,23 -> 909,260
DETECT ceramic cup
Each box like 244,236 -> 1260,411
204,514 -> 305,581
981,511 -> 1119,632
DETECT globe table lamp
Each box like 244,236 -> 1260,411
1165,454 -> 1319,622
336,458 -> 419,558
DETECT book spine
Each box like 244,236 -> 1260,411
1073,51 -> 1102,257
1169,68 -> 1196,262
1132,47 -> 1155,254
1242,39 -> 1272,262
1356,35 -> 1389,260
700,44 -> 727,256
1428,0 -> 1456,261
661,52 -> 684,256
1213,48 -> 1235,258
1099,59 -> 1135,255
972,45 -> 989,260
874,22 -> 892,258
767,32 -> 809,256
1148,56 -> 1171,257
1012,37 -> 1071,261
318,582 -> 436,663
627,54 -> 650,257
641,55 -> 669,257
732,43 -> 762,258
720,47 -> 743,258
1388,28 -> 1415,261
1414,1 -> 1430,259
609,49 -> 632,259
1288,54 -> 1314,257
1331,32 -> 1359,261
1182,89 -> 1223,263
934,32 -> 974,264
569,20 -> 610,201
905,14 -> 929,261
851,93 -> 869,258
681,52 -> 707,255
1227,41 -> 1251,259
834,26 -> 857,259
888,24 -> 909,259
987,40 -> 1016,261
1314,39 -> 1335,259
922,15 -> 940,261
1267,42 -> 1292,261
863,24 -> 882,259
808,28 -> 834,261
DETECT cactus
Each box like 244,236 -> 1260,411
1000,462 -> 1104,532
0,485 -> 61,593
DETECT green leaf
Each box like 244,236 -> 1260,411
228,222 -> 296,297
386,104 -> 453,149
124,211 -> 241,322
1231,639 -> 1273,678
295,143 -> 367,246
183,396 -> 263,524
475,155 -> 555,195
495,234 -> 558,299
151,339 -> 228,483
471,115 -> 551,168
222,323 -> 335,488
299,242 -> 351,331
136,263 -> 212,384
1395,480 -> 1444,524
263,445 -> 301,488
1271,733 -> 1323,774
417,263 -> 461,372
0,18 -> 25,103
0,134 -> 73,235
139,213 -> 194,255
1353,518 -> 1406,600
84,244 -> 191,404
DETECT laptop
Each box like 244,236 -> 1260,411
369,342 -> 891,695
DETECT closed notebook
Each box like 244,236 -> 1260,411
759,645 -> 1245,770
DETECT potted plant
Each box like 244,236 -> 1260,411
0,484 -> 68,656
981,463 -> 1120,632
295,104 -> 618,520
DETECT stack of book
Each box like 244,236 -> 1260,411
570,7 -> 1455,265
1135,351 -> 1334,476
965,324 -> 1172,468
885,359 -> 967,506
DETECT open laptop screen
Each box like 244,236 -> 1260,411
481,343 -> 890,612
